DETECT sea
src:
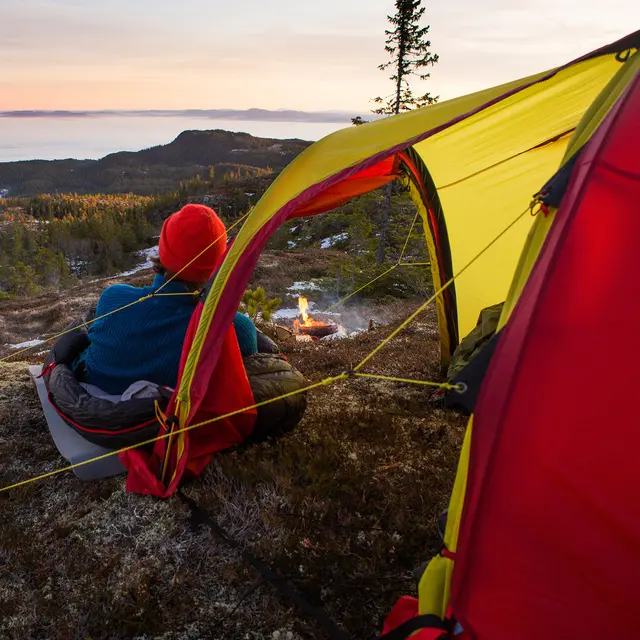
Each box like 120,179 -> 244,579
0,115 -> 348,163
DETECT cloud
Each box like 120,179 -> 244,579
427,0 -> 638,97
0,0 -> 637,111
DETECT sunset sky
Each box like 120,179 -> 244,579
1,0 -> 637,112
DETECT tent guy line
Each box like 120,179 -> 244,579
0,212 -> 250,364
434,128 -> 577,192
354,204 -> 531,372
0,203 -> 529,495
325,210 -> 427,313
0,197 -> 423,363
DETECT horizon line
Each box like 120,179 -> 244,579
0,108 -> 377,124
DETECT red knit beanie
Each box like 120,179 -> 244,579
159,204 -> 227,283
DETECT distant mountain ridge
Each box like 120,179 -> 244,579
0,129 -> 314,196
0,108 -> 357,123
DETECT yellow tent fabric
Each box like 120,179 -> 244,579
418,419 -> 473,619
177,70 -> 558,405
412,61 -> 603,337
499,49 -> 640,329
176,33 -> 637,430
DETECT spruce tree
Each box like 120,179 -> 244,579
373,0 -> 438,262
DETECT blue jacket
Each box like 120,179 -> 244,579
78,274 -> 257,395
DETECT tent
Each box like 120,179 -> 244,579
383,37 -> 640,640
189,30 -> 637,382
126,33 -> 640,638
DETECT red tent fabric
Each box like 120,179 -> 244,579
451,76 -> 640,638
120,300 -> 256,497
381,597 -> 448,639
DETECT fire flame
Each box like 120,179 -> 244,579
293,296 -> 327,331
299,296 -> 310,324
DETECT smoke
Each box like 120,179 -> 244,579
315,303 -> 398,333
274,286 -> 405,337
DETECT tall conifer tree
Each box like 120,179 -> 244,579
374,0 -> 438,262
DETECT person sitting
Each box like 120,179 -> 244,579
73,203 -> 257,395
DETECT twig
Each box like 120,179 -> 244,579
218,578 -> 264,636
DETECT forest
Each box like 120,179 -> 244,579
0,193 -> 155,295
0,166 -> 431,302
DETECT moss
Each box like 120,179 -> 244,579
0,255 -> 466,639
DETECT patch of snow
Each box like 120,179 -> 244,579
320,233 -> 348,249
273,308 -> 299,320
6,339 -> 45,350
67,258 -> 90,275
320,328 -> 348,341
115,267 -> 145,277
287,241 -> 297,248
290,225 -> 299,233
136,244 -> 159,264
114,245 -> 158,277
273,300 -> 317,320
287,281 -> 321,292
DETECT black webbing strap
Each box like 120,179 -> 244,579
178,492 -> 349,640
376,614 -> 448,640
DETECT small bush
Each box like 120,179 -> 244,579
240,286 -> 282,323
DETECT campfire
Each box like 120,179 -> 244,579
292,297 -> 338,338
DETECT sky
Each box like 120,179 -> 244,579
1,0 -> 637,113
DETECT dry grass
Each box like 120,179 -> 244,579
0,251 -> 467,639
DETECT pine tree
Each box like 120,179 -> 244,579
373,0 -> 438,262
240,287 -> 282,324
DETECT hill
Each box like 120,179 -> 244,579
0,130 -> 313,196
